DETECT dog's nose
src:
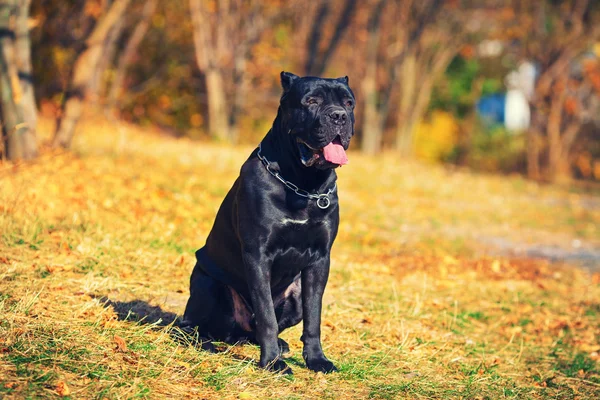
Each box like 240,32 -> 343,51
328,110 -> 347,125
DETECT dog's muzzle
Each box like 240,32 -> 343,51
296,136 -> 348,167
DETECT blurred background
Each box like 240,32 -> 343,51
1,0 -> 600,183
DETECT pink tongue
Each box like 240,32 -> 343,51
322,140 -> 348,165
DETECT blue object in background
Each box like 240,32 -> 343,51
476,93 -> 506,127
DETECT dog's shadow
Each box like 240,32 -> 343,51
100,297 -> 181,327
98,297 -> 246,355
100,297 -> 308,369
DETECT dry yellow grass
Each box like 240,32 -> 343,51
1,115 -> 599,399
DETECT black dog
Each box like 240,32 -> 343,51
181,72 -> 355,374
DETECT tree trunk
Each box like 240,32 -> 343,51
526,114 -> 542,180
360,0 -> 386,155
551,121 -> 581,184
547,97 -> 562,181
90,15 -> 126,102
14,0 -> 36,157
361,62 -> 383,156
395,53 -> 417,156
189,0 -> 232,142
0,0 -> 34,160
53,0 -> 131,148
545,77 -> 576,182
304,0 -> 356,76
395,44 -> 456,157
228,5 -> 270,144
205,68 -> 230,142
107,0 -> 157,114
553,154 -> 572,184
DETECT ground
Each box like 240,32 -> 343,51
1,115 -> 599,399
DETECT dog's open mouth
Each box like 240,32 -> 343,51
296,137 -> 348,167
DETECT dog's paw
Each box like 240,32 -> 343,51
306,358 -> 338,373
261,358 -> 293,375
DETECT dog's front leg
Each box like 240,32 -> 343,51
245,256 -> 291,374
301,259 -> 338,373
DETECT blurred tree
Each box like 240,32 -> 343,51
53,0 -> 132,149
360,0 -> 386,156
0,0 -> 36,160
90,13 -> 126,101
14,0 -> 36,155
17,0 -> 598,183
189,0 -> 280,143
520,0 -> 600,182
361,0 -> 387,154
106,0 -> 157,114
303,0 -> 356,77
360,0 -> 471,155
393,1 -> 466,156
30,1 -> 100,104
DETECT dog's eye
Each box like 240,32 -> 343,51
345,100 -> 354,108
306,98 -> 318,105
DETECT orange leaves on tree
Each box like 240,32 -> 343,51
83,2 -> 103,18
564,96 -> 578,115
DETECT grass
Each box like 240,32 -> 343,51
0,114 -> 599,398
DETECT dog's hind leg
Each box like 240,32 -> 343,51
180,264 -> 236,349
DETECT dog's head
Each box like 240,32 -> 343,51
279,72 -> 355,169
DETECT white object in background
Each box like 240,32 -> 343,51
518,62 -> 536,101
504,89 -> 530,132
503,62 -> 535,132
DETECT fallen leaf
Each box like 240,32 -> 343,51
55,381 -> 70,397
61,242 -> 71,253
114,335 -> 128,352
324,320 -> 336,331
238,392 -> 253,399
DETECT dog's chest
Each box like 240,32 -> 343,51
268,215 -> 331,269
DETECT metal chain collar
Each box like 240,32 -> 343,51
256,143 -> 336,209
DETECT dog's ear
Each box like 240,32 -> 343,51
281,71 -> 299,92
336,76 -> 349,85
